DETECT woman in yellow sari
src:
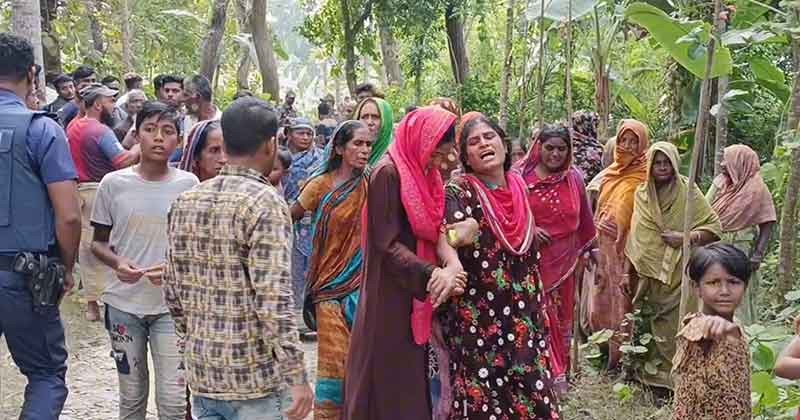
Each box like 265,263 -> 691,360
585,119 -> 650,368
624,141 -> 721,390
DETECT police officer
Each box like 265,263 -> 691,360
0,33 -> 81,419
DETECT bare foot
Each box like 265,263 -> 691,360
86,301 -> 101,322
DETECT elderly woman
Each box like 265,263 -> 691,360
585,119 -> 650,368
345,106 -> 464,420
354,97 -> 394,160
625,141 -> 721,390
515,123 -> 597,391
437,112 -> 559,419
290,119 -> 391,419
707,144 -> 776,325
178,120 -> 226,181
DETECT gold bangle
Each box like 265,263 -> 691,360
447,229 -> 459,247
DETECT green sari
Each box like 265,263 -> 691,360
625,141 -> 722,390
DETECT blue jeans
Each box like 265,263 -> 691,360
105,305 -> 185,420
0,270 -> 68,420
191,393 -> 292,420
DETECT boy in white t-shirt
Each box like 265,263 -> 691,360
91,101 -> 198,420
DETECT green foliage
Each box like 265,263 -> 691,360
624,2 -> 733,78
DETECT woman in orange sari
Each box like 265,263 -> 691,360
585,119 -> 650,368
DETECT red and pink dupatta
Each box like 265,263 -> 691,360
387,106 -> 458,345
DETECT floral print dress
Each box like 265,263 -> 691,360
438,177 -> 560,420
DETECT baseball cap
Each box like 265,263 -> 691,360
290,117 -> 315,133
80,82 -> 118,103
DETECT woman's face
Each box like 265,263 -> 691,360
539,136 -> 569,172
430,140 -> 458,174
337,126 -> 373,171
358,101 -> 381,141
268,157 -> 286,186
194,128 -> 227,181
618,130 -> 640,154
510,141 -> 526,165
651,150 -> 674,185
465,122 -> 507,175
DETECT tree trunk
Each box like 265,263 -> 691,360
40,0 -> 60,75
536,0 -> 545,128
378,15 -> 403,87
445,1 -> 470,86
341,0 -> 358,95
593,6 -> 610,141
565,0 -> 574,130
499,0 -> 515,131
85,0 -> 105,54
121,0 -> 134,72
199,0 -> 229,83
713,76 -> 728,176
235,0 -> 252,90
251,0 -> 280,100
680,0 -> 720,320
777,8 -> 800,304
12,0 -> 45,100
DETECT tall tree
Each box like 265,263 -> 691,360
778,5 -> 800,303
40,0 -> 61,74
377,12 -> 403,87
85,0 -> 106,55
235,0 -> 253,90
199,0 -> 230,82
120,0 -> 134,72
12,0 -> 46,98
499,0 -> 516,130
251,0 -> 280,100
445,0 -> 470,86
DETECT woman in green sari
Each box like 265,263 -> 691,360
354,97 -> 394,159
707,144 -> 776,325
624,141 -> 721,390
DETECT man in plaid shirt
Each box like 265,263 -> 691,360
165,97 -> 313,420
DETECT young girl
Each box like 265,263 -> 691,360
268,146 -> 292,194
672,243 -> 752,420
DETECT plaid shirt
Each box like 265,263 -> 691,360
164,164 -> 307,400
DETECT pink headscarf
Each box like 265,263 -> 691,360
388,106 -> 457,345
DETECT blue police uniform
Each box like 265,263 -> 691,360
0,88 -> 77,419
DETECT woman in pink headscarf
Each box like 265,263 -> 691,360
344,106 -> 464,420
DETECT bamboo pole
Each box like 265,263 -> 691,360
679,0 -> 722,319
536,0 -> 546,128
565,0 -> 574,129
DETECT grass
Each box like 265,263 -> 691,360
561,370 -> 672,420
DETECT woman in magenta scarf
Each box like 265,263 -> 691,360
514,123 -> 597,391
345,106 -> 465,420
437,112 -> 559,419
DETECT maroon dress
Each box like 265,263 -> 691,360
438,177 -> 560,419
344,159 -> 437,420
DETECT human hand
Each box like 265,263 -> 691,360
285,383 -> 314,420
535,227 -> 552,247
428,266 -> 468,308
115,259 -> 144,283
63,271 -> 75,294
702,315 -> 739,340
750,254 -> 763,273
446,218 -> 480,247
620,274 -> 632,296
142,263 -> 165,286
660,231 -> 683,249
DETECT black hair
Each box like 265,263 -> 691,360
101,75 -> 119,85
124,74 -> 142,90
134,101 -> 182,137
221,97 -> 279,156
318,101 -> 332,118
328,120 -> 367,171
192,121 -> 222,162
52,73 -> 73,89
154,74 -> 183,92
184,74 -> 212,101
458,116 -> 512,173
233,90 -> 254,101
536,123 -> 572,163
687,243 -> 752,286
405,105 -> 419,114
71,65 -> 96,82
355,82 -> 376,96
0,33 -> 34,82
276,146 -> 293,170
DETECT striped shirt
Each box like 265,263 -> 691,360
164,164 -> 306,400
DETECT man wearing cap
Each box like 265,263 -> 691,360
282,116 -> 323,313
67,83 -> 140,322
44,73 -> 75,115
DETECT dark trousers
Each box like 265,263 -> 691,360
0,271 -> 68,420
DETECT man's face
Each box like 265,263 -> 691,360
126,94 -> 145,116
356,90 -> 372,103
76,75 -> 97,96
97,95 -> 116,126
180,87 -> 200,114
136,115 -> 180,164
159,82 -> 182,107
286,95 -> 295,106
57,81 -> 75,101
129,79 -> 143,90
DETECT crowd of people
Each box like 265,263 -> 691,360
3,30 -> 800,420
